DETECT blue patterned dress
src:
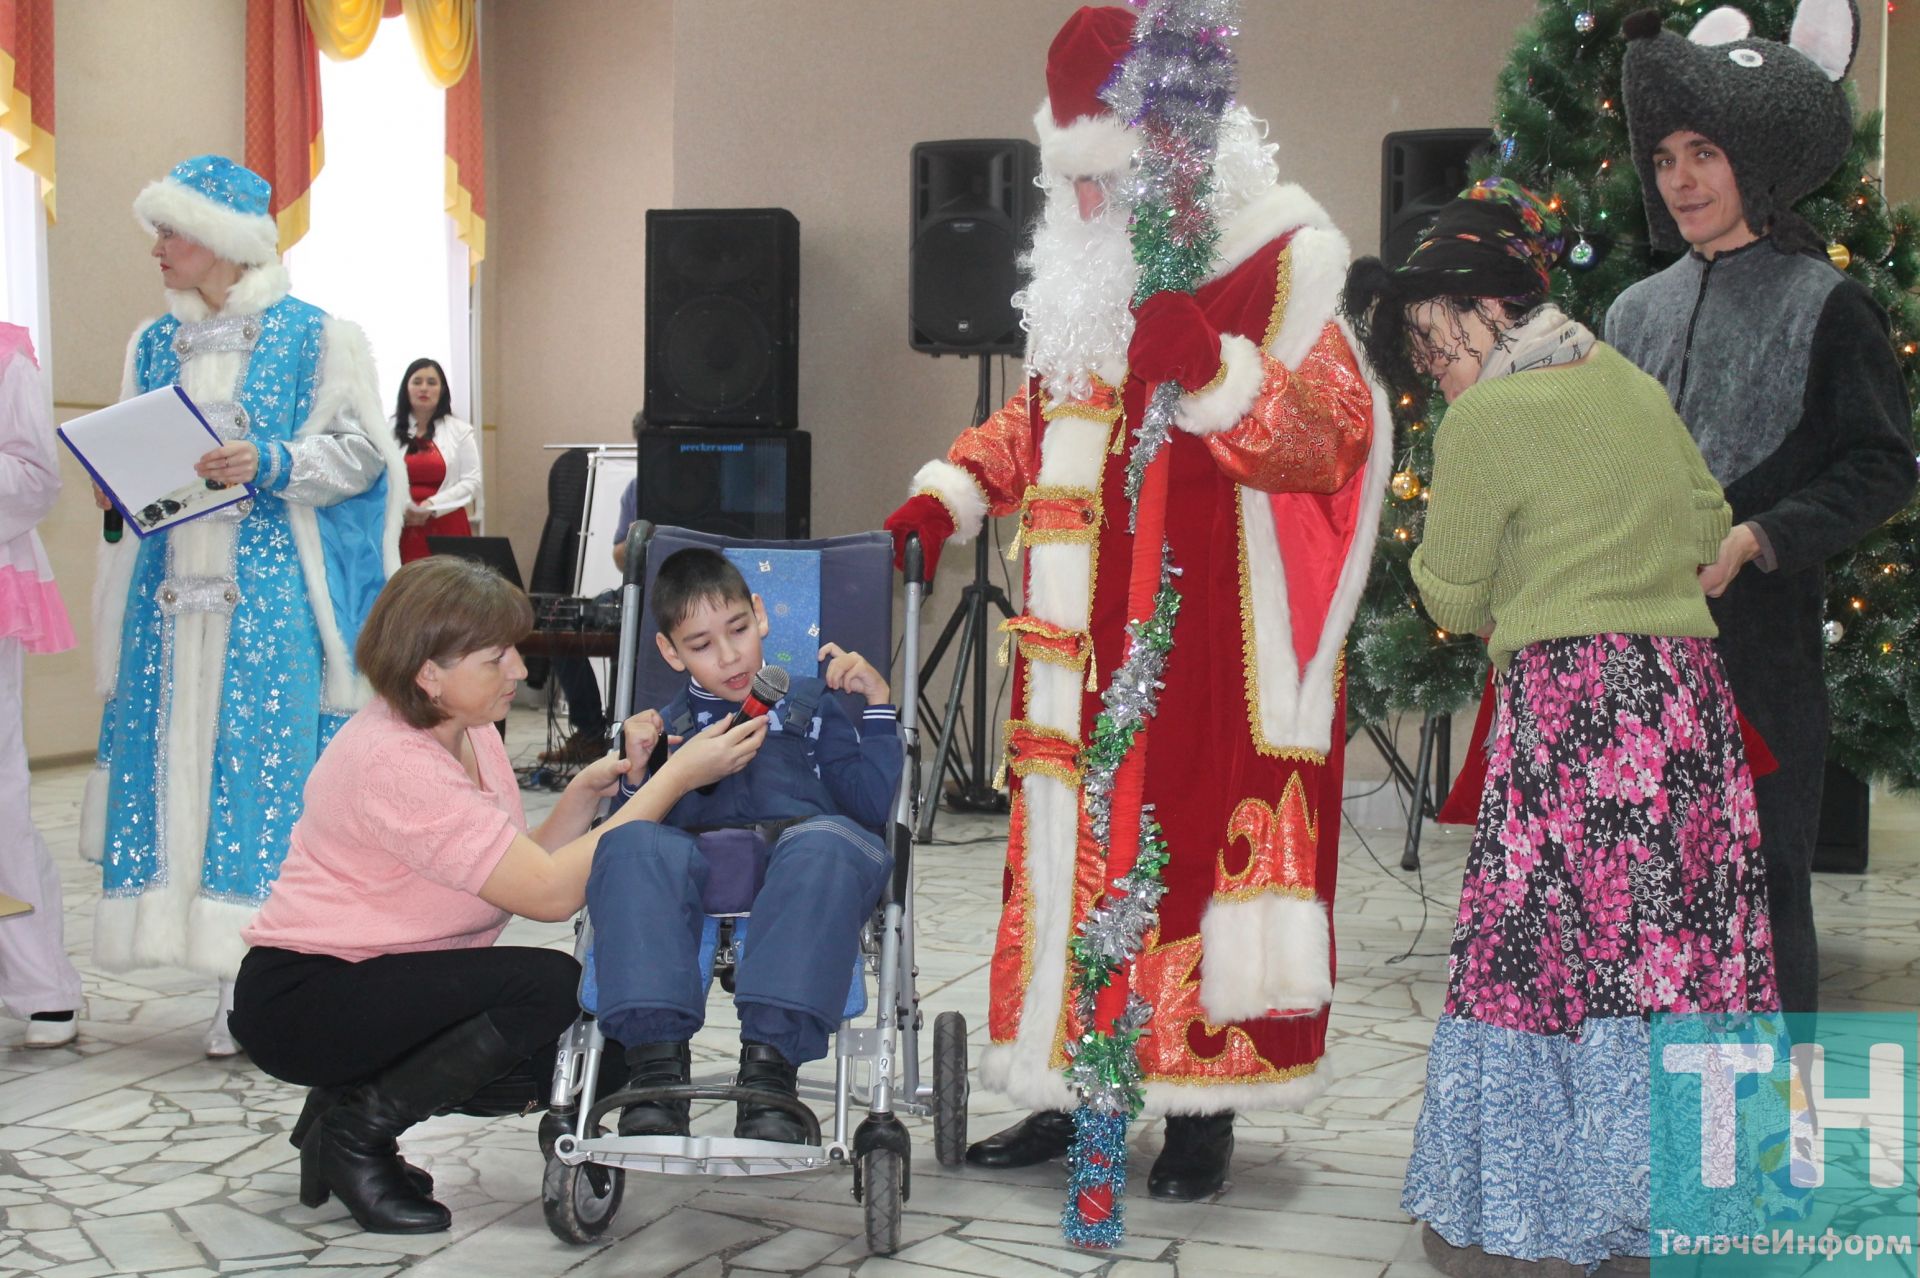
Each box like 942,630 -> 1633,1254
89,264 -> 400,976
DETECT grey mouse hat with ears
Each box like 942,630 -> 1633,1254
1621,0 -> 1858,252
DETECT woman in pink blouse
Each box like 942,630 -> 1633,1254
229,556 -> 763,1235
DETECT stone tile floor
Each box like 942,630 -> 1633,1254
3,717 -> 1915,1277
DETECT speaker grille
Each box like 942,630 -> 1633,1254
635,429 -> 810,540
645,209 -> 799,428
909,139 -> 1038,356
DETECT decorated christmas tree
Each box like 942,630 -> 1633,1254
1344,0 -> 1920,790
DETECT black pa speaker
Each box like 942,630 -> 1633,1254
635,427 -> 810,541
645,208 -> 799,429
1812,760 -> 1871,873
1380,129 -> 1494,268
909,139 -> 1039,355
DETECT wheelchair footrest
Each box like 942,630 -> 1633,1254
555,1131 -> 839,1177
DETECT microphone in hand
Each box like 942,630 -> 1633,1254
103,510 -> 123,544
730,664 -> 791,727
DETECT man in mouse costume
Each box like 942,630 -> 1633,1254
885,4 -> 1388,1205
1606,0 -> 1915,1014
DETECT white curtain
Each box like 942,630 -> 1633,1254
0,153 -> 49,373
285,18 -> 471,432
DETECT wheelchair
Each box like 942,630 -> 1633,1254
539,523 -> 968,1255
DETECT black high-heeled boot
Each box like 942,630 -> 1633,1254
1147,1111 -> 1235,1201
290,1086 -> 433,1197
617,1041 -> 693,1138
301,1013 -> 526,1234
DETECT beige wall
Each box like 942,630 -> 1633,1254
1889,7 -> 1918,204
483,0 -> 674,561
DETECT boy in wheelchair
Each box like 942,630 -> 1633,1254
586,548 -> 901,1146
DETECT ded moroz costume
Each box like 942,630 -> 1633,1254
887,5 -> 1388,1200
83,157 -> 405,1011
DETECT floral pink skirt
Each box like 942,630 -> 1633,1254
1444,633 -> 1779,1033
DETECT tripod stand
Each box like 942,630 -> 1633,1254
915,357 -> 1015,841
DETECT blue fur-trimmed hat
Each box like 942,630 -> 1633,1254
132,155 -> 279,267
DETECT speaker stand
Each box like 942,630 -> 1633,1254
915,358 -> 1015,842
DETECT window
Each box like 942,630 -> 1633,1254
0,153 -> 49,365
285,19 -> 473,445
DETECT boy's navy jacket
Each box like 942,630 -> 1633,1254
615,676 -> 901,834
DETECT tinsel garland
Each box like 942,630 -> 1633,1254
1058,0 -> 1239,1251
1106,0 -> 1239,524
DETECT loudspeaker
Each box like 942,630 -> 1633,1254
645,208 -> 799,428
635,427 -> 810,541
1380,129 -> 1494,268
909,139 -> 1039,355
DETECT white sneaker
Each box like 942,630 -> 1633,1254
204,979 -> 242,1058
23,1015 -> 78,1049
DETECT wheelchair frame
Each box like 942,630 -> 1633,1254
539,527 -> 967,1255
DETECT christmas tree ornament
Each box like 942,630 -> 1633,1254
1824,619 -> 1845,646
1569,237 -> 1597,269
1827,242 -> 1852,270
1390,470 -> 1423,501
1574,10 -> 1596,34
1501,136 -> 1517,162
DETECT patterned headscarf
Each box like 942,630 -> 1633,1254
1402,178 -> 1569,299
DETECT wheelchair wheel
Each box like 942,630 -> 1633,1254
542,1150 -> 624,1245
932,1010 -> 969,1167
859,1146 -> 904,1255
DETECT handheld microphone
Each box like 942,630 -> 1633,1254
731,665 -> 791,726
103,510 -> 122,544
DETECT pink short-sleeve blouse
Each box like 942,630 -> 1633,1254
243,697 -> 526,961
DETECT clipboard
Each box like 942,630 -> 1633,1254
58,386 -> 255,537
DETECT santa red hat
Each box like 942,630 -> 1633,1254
1034,5 -> 1138,177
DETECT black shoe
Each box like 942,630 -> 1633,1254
617,1041 -> 692,1138
1147,1111 -> 1234,1201
292,1086 -> 435,1198
964,1109 -> 1075,1169
732,1041 -> 809,1144
301,1014 -> 525,1234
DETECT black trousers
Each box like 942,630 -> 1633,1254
231,945 -> 584,1094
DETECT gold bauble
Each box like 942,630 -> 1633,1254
1390,471 -> 1423,501
1827,242 -> 1852,270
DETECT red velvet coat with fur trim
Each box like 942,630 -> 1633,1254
912,185 -> 1390,1114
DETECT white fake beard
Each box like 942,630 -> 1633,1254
1015,107 -> 1279,406
1014,178 -> 1138,406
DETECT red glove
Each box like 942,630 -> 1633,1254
884,493 -> 954,582
1127,290 -> 1223,392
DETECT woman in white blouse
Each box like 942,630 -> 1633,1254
395,358 -> 481,563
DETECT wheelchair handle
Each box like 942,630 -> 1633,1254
903,532 -> 926,588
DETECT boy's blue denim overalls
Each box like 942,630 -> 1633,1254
586,677 -> 895,1065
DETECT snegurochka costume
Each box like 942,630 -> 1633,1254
892,7 -> 1387,1122
1606,1 -> 1916,1014
84,156 -> 405,977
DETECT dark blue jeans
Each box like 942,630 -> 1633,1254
587,816 -> 891,1065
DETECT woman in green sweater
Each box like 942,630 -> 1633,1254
1342,180 -> 1779,1276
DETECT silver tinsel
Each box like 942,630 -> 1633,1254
1063,993 -> 1156,1114
1071,810 -> 1171,1025
1124,382 -> 1181,527
1081,552 -> 1180,848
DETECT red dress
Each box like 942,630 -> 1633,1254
398,441 -> 472,564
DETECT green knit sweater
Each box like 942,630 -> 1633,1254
1410,342 -> 1731,670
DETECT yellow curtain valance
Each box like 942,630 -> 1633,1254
302,0 -> 383,61
401,0 -> 474,88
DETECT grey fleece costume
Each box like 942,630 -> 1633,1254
1606,237 -> 1915,1013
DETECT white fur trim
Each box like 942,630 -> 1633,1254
186,897 -> 258,976
1268,227 -> 1352,371
910,458 -> 988,543
166,261 -> 292,324
1789,0 -> 1858,80
1241,319 -> 1393,753
283,315 -> 406,710
1034,100 -> 1136,178
134,179 -> 279,268
78,764 -> 108,865
1174,333 -> 1263,435
1689,7 -> 1754,45
1197,895 -> 1333,1023
1210,184 -> 1335,283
